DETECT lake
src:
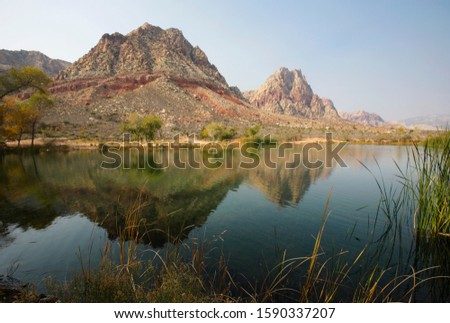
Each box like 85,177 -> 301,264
0,143 -> 448,301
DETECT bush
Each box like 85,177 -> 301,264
201,122 -> 237,141
121,113 -> 163,142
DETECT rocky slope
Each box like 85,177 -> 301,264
47,23 -> 267,137
0,49 -> 70,76
244,67 -> 340,119
339,109 -> 385,127
56,22 -> 227,87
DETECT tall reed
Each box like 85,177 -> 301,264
398,131 -> 450,236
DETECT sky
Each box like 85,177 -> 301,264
1,0 -> 449,120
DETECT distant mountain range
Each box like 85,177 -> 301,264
393,114 -> 450,130
339,110 -> 385,127
0,49 -> 70,76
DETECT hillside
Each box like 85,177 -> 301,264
45,23 -> 272,137
0,49 -> 70,76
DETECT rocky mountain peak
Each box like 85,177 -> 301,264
97,32 -> 126,52
126,22 -> 163,37
56,23 -> 228,87
139,22 -> 154,30
244,67 -> 339,119
100,32 -> 126,42
275,67 -> 306,83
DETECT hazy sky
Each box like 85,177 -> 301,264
1,0 -> 449,120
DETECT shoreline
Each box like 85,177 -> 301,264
1,136 -> 418,151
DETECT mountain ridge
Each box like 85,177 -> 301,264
3,23 -> 373,138
393,114 -> 450,130
0,49 -> 70,76
243,67 -> 340,119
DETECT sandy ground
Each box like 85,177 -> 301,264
3,135 -> 345,150
5,138 -> 99,149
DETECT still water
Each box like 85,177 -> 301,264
0,144 -> 447,301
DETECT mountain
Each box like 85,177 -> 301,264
339,109 -> 385,127
243,67 -> 340,119
56,23 -> 226,87
43,24 -> 344,138
48,23 -> 264,136
395,114 -> 450,130
0,49 -> 70,76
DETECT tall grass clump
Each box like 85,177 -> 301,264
400,131 -> 450,236
233,192 -> 446,303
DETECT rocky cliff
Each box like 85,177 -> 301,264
244,67 -> 340,119
0,49 -> 70,76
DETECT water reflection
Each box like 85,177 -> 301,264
0,145 -> 344,248
3,144 -> 440,300
413,234 -> 450,301
247,148 -> 333,206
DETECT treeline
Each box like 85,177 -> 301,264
120,112 -> 163,143
0,67 -> 54,147
200,123 -> 261,141
120,115 -> 262,143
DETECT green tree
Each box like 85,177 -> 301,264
120,113 -> 163,142
0,67 -> 52,100
204,122 -> 225,141
0,97 -> 13,137
222,127 -> 237,140
140,115 -> 163,141
202,122 -> 237,141
120,112 -> 141,141
244,124 -> 261,138
21,92 -> 55,148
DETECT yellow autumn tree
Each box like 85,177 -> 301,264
1,97 -> 38,146
0,67 -> 54,147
